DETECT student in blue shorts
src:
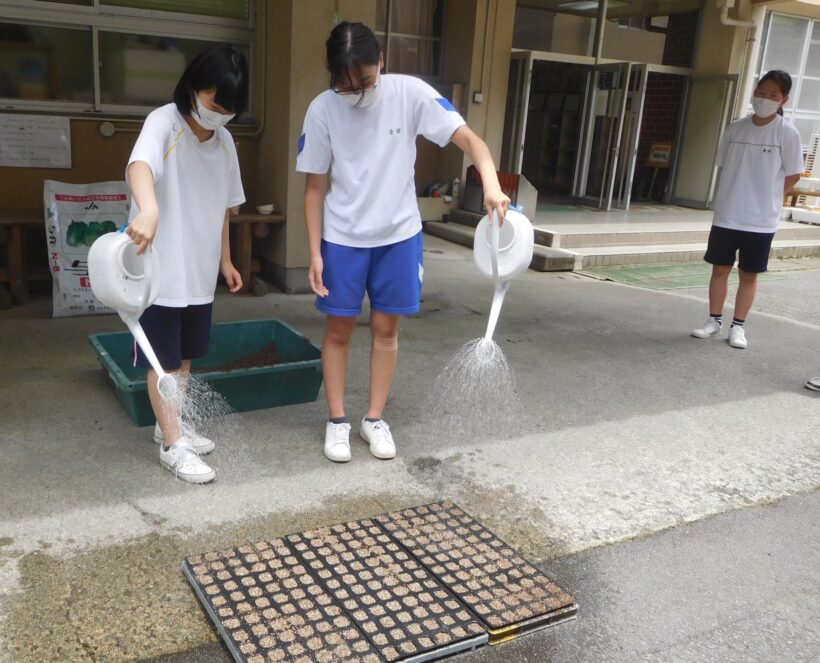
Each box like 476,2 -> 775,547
296,22 -> 510,463
126,46 -> 247,483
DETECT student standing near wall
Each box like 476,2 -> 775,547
691,70 -> 803,349
126,46 -> 248,483
297,21 -> 510,463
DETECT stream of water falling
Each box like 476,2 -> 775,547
428,285 -> 521,439
159,374 -> 250,475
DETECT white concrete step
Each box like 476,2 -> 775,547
545,224 -> 820,249
423,222 -> 577,271
572,238 -> 820,268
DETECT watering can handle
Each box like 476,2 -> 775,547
490,210 -> 500,285
120,223 -> 153,314
139,245 -> 153,313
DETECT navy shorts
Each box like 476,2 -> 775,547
704,225 -> 775,274
317,231 -> 424,317
132,303 -> 212,371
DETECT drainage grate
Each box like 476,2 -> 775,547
376,501 -> 577,643
183,502 -> 576,662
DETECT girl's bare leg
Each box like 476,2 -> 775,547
323,315 -> 357,418
367,311 -> 401,420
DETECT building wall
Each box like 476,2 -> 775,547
428,0 -> 478,189
0,117 -> 257,213
551,14 -> 593,56
255,0 -> 377,292
254,0 -> 292,272
601,22 -> 666,63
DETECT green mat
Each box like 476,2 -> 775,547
581,263 -> 785,290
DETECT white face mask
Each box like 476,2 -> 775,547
752,96 -> 781,119
193,97 -> 235,130
340,75 -> 380,109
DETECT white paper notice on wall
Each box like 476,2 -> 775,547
0,114 -> 71,168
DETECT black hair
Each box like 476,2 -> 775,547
326,21 -> 381,91
756,70 -> 792,116
173,45 -> 249,119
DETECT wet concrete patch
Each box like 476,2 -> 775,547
410,291 -> 481,319
0,493 -> 422,663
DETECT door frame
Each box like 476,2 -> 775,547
506,50 -> 533,174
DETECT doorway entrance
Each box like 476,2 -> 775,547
502,53 -> 691,212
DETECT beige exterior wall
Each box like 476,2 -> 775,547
551,14 -> 593,56
0,113 -> 258,212
761,1 -> 820,18
601,21 -> 666,63
254,0 -> 377,292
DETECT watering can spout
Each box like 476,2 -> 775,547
472,209 -> 533,346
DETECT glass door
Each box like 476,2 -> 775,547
573,62 -> 632,210
668,76 -> 737,208
501,51 -> 533,173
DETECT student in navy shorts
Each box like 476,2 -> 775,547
692,70 -> 803,350
126,46 -> 248,483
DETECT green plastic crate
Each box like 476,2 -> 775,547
88,318 -> 323,426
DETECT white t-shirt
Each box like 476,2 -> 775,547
713,114 -> 803,233
127,103 -> 245,307
296,74 -> 466,247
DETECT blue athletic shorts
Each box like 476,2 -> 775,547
317,231 -> 424,317
132,303 -> 213,371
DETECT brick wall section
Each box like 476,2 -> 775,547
633,72 -> 686,202
662,11 -> 698,68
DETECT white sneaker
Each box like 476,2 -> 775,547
805,377 -> 820,392
360,418 -> 396,460
154,421 -> 214,455
159,437 -> 216,484
728,325 -> 747,349
324,421 -> 352,463
692,318 -> 722,339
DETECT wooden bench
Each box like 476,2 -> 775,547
229,212 -> 285,295
0,209 -> 48,307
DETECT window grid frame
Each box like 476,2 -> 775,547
757,11 -> 820,147
0,0 -> 254,118
374,0 -> 445,83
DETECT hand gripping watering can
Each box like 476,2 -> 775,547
472,209 -> 534,356
87,230 -> 177,398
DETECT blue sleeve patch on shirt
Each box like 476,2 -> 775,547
435,97 -> 456,112
297,133 -> 306,154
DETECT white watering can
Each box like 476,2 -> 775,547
472,208 -> 534,358
88,230 -> 177,399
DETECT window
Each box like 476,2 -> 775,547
375,0 -> 444,79
757,12 -> 820,147
0,0 -> 253,118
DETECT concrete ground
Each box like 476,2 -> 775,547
1,234 -> 819,662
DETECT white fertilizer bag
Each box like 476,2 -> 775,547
43,180 -> 130,317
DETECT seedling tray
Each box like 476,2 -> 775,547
89,318 -> 322,426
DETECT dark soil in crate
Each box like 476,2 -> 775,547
193,342 -> 284,373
